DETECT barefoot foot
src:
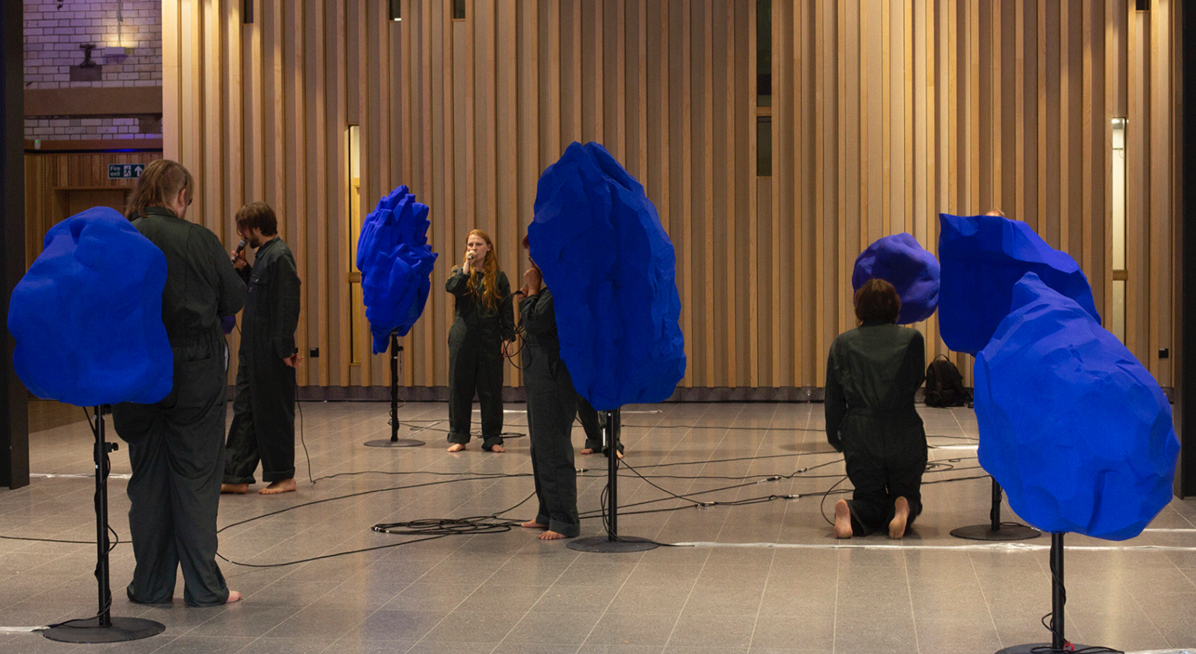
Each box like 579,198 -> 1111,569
889,497 -> 910,539
225,590 -> 241,604
259,479 -> 296,495
221,483 -> 249,494
487,444 -> 505,453
834,499 -> 853,538
580,448 -> 597,455
447,443 -> 466,452
521,520 -> 548,530
538,530 -> 570,541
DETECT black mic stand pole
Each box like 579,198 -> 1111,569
950,477 -> 1039,541
42,406 -> 164,643
364,331 -> 426,448
569,408 -> 658,553
996,532 -> 1087,654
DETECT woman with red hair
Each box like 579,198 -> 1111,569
445,229 -> 515,452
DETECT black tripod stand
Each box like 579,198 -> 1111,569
42,406 -> 164,643
568,408 -> 658,553
950,478 -> 1039,541
364,332 -> 426,448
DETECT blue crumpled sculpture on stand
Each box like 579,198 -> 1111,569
7,207 -> 173,407
851,233 -> 940,324
938,213 -> 1100,354
531,141 -> 686,411
356,185 -> 438,354
974,273 -> 1179,541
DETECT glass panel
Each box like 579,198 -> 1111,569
757,0 -> 771,107
757,116 -> 772,177
1112,280 -> 1126,345
1111,118 -> 1126,271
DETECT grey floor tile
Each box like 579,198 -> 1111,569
584,612 -> 677,647
666,612 -> 755,649
235,637 -> 337,654
419,610 -> 521,642
505,611 -> 601,645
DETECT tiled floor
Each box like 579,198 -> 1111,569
1,401 -> 1194,654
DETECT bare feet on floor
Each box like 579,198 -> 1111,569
225,590 -> 241,604
259,479 -> 296,495
889,496 -> 910,539
580,448 -> 622,459
221,483 -> 249,494
521,520 -> 547,530
447,443 -> 466,452
538,530 -> 569,540
834,499 -> 853,538
488,444 -> 505,453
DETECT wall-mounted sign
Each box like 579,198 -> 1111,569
107,163 -> 144,179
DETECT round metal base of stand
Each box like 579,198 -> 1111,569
364,438 -> 426,448
567,536 -> 659,553
995,643 -> 1089,654
951,523 -> 1041,541
43,617 -> 165,643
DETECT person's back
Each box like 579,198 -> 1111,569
825,279 -> 927,539
133,206 -> 245,341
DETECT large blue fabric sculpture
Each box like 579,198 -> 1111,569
356,185 -> 438,354
851,233 -> 940,324
974,273 -> 1179,540
938,213 -> 1099,354
531,141 -> 686,410
7,207 -> 172,407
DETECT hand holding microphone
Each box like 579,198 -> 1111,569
231,239 -> 248,270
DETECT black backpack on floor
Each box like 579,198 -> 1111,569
924,355 -> 971,407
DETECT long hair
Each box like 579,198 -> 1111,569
465,229 -> 501,313
125,159 -> 193,220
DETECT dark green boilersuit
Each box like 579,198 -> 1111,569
824,320 -> 927,537
445,267 -> 514,449
575,395 -> 622,456
111,206 -> 246,606
520,288 -> 580,537
224,237 -> 301,485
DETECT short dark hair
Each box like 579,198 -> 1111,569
854,278 -> 901,324
235,202 -> 278,236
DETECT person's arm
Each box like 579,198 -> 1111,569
905,329 -> 927,395
445,265 -> 470,295
824,343 -> 846,453
498,272 -> 516,342
519,287 -> 555,337
273,248 -> 302,361
212,231 -> 247,317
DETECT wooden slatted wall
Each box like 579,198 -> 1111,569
162,0 -> 1179,391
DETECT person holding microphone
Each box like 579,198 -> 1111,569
444,230 -> 515,452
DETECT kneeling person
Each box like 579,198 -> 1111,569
825,278 -> 927,538
222,202 -> 302,495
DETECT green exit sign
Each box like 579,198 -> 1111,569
108,163 -> 145,179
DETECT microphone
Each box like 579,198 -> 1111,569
236,239 -> 247,254
467,251 -> 475,261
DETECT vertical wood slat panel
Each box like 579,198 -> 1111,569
156,0 -> 1176,393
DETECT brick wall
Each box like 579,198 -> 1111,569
23,0 -> 162,141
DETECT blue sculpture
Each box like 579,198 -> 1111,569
938,213 -> 1099,354
356,185 -> 438,354
974,273 -> 1179,540
531,142 -> 686,410
852,233 -> 940,324
7,207 -> 173,407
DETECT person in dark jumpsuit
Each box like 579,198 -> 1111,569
221,202 -> 302,495
825,278 -> 927,539
445,229 -> 515,452
111,159 -> 245,606
515,240 -> 580,540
